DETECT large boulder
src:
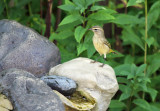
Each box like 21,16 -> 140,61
0,68 -> 65,111
49,57 -> 119,111
0,20 -> 60,77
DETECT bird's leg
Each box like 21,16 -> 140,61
99,63 -> 105,67
90,55 -> 101,63
99,55 -> 106,67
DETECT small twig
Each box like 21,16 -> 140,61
44,0 -> 53,38
54,0 -> 62,31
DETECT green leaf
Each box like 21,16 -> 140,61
114,64 -> 131,76
49,30 -> 73,41
58,4 -> 76,12
127,0 -> 144,7
133,99 -> 151,111
131,64 -> 137,75
117,77 -> 129,84
88,10 -> 115,21
90,6 -> 106,11
119,93 -> 131,101
119,71 -> 130,76
147,88 -> 158,102
59,14 -> 82,26
119,85 -> 132,101
112,14 -> 142,25
109,100 -> 126,108
147,1 -> 160,30
136,64 -> 146,76
77,43 -> 87,56
87,43 -> 96,58
122,27 -> 144,50
124,55 -> 134,64
145,37 -> 154,48
58,45 -> 76,63
0,0 -> 5,16
74,26 -> 87,43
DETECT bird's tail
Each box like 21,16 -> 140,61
109,49 -> 117,54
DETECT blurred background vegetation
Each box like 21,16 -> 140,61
0,0 -> 160,110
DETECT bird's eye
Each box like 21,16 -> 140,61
94,29 -> 98,31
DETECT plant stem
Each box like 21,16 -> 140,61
28,3 -> 32,16
144,0 -> 148,75
143,0 -> 148,100
4,0 -> 9,19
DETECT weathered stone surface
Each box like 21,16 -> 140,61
0,68 -> 65,111
0,20 -> 60,77
41,75 -> 77,96
49,57 -> 119,111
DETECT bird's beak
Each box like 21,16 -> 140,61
88,28 -> 92,30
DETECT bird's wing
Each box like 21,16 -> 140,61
103,39 -> 111,48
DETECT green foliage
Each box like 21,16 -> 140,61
1,0 -> 160,110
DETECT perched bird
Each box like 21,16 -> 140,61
89,26 -> 116,67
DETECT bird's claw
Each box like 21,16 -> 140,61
90,60 -> 96,63
99,63 -> 105,67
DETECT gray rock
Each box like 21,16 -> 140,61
41,75 -> 77,96
0,19 -> 60,77
0,68 -> 65,111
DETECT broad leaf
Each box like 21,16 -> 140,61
88,10 -> 115,21
58,4 -> 76,12
122,27 -> 145,50
133,99 -> 151,111
49,30 -> 73,41
127,0 -> 144,7
145,37 -> 154,48
109,100 -> 126,108
59,14 -> 82,26
119,84 -> 132,101
74,26 -> 87,43
114,64 -> 131,75
112,14 -> 142,25
136,64 -> 146,76
77,43 -> 87,56
90,6 -> 106,11
147,1 -> 160,30
147,88 -> 158,102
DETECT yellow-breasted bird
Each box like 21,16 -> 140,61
89,26 -> 116,66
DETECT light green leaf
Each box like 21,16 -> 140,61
147,1 -> 160,30
127,0 -> 144,7
109,100 -> 126,108
145,37 -> 154,48
114,64 -> 131,75
136,64 -> 146,76
88,10 -> 115,21
59,14 -> 82,26
77,43 -> 87,56
147,88 -> 158,102
133,99 -> 151,111
119,93 -> 131,101
119,71 -> 130,76
131,64 -> 137,75
58,4 -> 76,12
119,85 -> 132,101
87,43 -> 96,58
122,27 -> 145,50
124,55 -> 134,64
74,26 -> 87,43
90,6 -> 106,11
112,14 -> 142,25
49,30 -> 73,41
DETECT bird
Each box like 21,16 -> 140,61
89,26 -> 116,67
